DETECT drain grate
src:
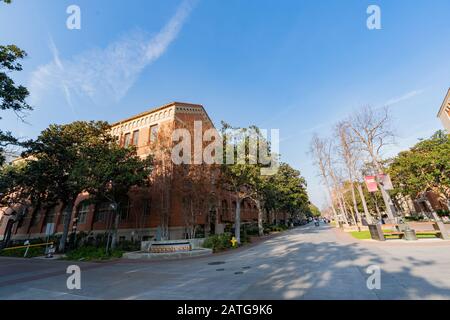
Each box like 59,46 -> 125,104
216,268 -> 225,271
242,266 -> 251,269
234,271 -> 244,275
208,261 -> 226,265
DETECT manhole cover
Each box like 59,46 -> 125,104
216,268 -> 225,271
234,271 -> 244,275
242,266 -> 251,269
208,261 -> 226,265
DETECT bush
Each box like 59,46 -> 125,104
404,214 -> 425,222
117,240 -> 140,252
265,224 -> 289,232
64,246 -> 123,261
244,224 -> 260,236
437,209 -> 450,217
0,246 -> 46,258
202,233 -> 233,252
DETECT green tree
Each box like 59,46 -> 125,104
388,130 -> 450,210
268,163 -> 310,223
220,121 -> 310,242
309,204 -> 321,217
2,121 -> 153,252
74,140 -> 153,251
0,156 -> 55,248
219,122 -> 264,242
20,122 -> 114,251
0,44 -> 32,165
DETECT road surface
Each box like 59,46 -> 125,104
1,224 -> 450,299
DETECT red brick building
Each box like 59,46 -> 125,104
0,102 -> 260,242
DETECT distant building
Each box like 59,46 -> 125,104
437,88 -> 450,131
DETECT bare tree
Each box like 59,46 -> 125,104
149,123 -> 175,240
177,163 -> 214,239
328,165 -> 350,225
310,134 -> 348,224
347,106 -> 397,221
335,121 -> 363,225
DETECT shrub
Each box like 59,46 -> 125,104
436,209 -> 450,217
244,225 -> 260,236
405,214 -> 425,222
202,233 -> 233,252
117,240 -> 140,252
64,246 -> 123,261
0,246 -> 46,258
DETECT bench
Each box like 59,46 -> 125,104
416,230 -> 442,237
384,232 -> 405,239
383,230 -> 442,239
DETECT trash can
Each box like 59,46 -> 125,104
404,229 -> 417,241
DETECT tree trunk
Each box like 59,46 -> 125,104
324,182 -> 339,223
110,210 -> 120,250
235,198 -> 241,244
372,193 -> 382,220
378,182 -> 396,221
349,206 -> 358,230
357,183 -> 371,223
58,200 -> 74,253
350,182 -> 361,224
373,161 -> 396,221
337,193 -> 349,225
0,218 -> 15,249
255,199 -> 264,236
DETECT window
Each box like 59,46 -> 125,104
44,207 -> 56,224
124,133 -> 131,147
77,202 -> 90,224
17,215 -> 24,229
231,201 -> 237,217
94,202 -> 113,223
119,199 -> 131,222
59,205 -> 73,225
149,125 -> 158,143
221,200 -> 228,222
30,212 -> 40,226
143,199 -> 151,216
132,130 -> 139,146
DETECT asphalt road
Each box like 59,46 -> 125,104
1,223 -> 450,300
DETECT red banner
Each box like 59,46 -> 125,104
364,176 -> 378,193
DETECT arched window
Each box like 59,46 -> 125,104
94,202 -> 113,223
76,201 -> 90,224
44,207 -> 56,225
231,201 -> 237,217
119,197 -> 131,222
221,200 -> 228,221
143,199 -> 151,217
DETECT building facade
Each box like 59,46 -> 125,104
0,102 -> 261,242
438,88 -> 450,131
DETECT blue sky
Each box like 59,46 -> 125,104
1,0 -> 449,208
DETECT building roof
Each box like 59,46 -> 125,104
110,101 -> 207,127
437,88 -> 450,117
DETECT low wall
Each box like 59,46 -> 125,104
141,238 -> 206,252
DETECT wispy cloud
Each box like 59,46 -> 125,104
29,0 -> 196,108
278,88 -> 426,143
384,89 -> 424,107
